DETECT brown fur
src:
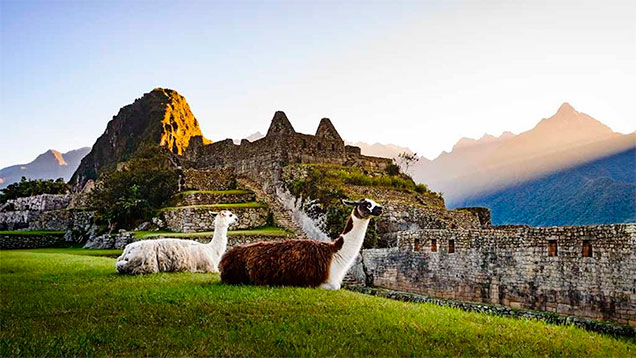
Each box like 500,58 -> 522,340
220,238 -> 342,287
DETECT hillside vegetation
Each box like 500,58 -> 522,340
1,249 -> 634,357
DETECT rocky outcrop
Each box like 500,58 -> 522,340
70,88 -> 209,188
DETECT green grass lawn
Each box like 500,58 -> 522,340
132,226 -> 293,239
160,202 -> 267,211
1,249 -> 634,357
174,190 -> 253,196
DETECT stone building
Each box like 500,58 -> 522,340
183,111 -> 391,183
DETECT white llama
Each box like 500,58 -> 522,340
116,210 -> 238,275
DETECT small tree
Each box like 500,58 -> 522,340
395,152 -> 419,173
88,148 -> 179,230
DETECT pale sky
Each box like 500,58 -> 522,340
1,0 -> 635,168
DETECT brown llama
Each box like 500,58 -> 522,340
219,198 -> 382,289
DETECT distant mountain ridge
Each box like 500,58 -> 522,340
410,103 -> 635,206
0,147 -> 90,188
456,147 -> 636,226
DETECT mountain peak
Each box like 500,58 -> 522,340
46,150 -> 68,166
70,88 -> 207,188
557,102 -> 576,115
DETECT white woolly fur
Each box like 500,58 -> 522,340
116,210 -> 237,275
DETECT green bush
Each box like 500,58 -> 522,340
385,163 -> 400,176
0,177 -> 69,203
88,148 -> 178,230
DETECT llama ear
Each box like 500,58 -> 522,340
210,211 -> 219,216
342,199 -> 358,206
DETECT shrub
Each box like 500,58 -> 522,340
0,177 -> 69,203
88,148 -> 178,230
385,163 -> 400,176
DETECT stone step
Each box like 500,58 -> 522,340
172,190 -> 255,206
160,203 -> 271,232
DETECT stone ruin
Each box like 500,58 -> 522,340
183,111 -> 392,184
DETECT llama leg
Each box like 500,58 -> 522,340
319,281 -> 341,290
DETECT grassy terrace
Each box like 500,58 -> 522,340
1,249 -> 634,357
159,202 -> 267,211
0,230 -> 65,236
132,226 -> 292,239
174,189 -> 253,196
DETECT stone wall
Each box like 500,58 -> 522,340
182,168 -> 237,191
161,206 -> 270,232
173,191 -> 255,206
377,204 -> 483,247
0,233 -> 68,250
84,231 -> 290,250
350,224 -> 636,325
28,210 -> 95,231
0,194 -> 70,212
0,211 -> 42,230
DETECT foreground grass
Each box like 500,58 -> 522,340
133,226 -> 292,239
1,250 -> 634,357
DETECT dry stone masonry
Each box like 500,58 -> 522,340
349,224 -> 636,326
173,190 -> 255,206
161,205 -> 270,232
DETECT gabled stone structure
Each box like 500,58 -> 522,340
184,111 -> 391,182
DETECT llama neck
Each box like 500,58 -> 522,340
209,222 -> 229,253
330,211 -> 370,283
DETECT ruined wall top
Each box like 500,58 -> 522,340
266,111 -> 296,136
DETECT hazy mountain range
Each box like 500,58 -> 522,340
0,148 -> 90,188
409,103 -> 635,207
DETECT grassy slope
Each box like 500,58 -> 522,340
1,250 -> 634,357
175,190 -> 252,196
133,227 -> 292,239
160,202 -> 267,211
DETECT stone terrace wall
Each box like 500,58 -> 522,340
353,224 -> 636,325
0,233 -> 67,250
182,168 -> 237,191
174,191 -> 255,206
84,231 -> 289,250
161,206 -> 269,232
377,204 -> 483,247
0,211 -> 42,230
0,194 -> 70,212
29,210 -> 94,231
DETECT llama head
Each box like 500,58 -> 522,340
342,198 -> 383,219
211,210 -> 239,228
